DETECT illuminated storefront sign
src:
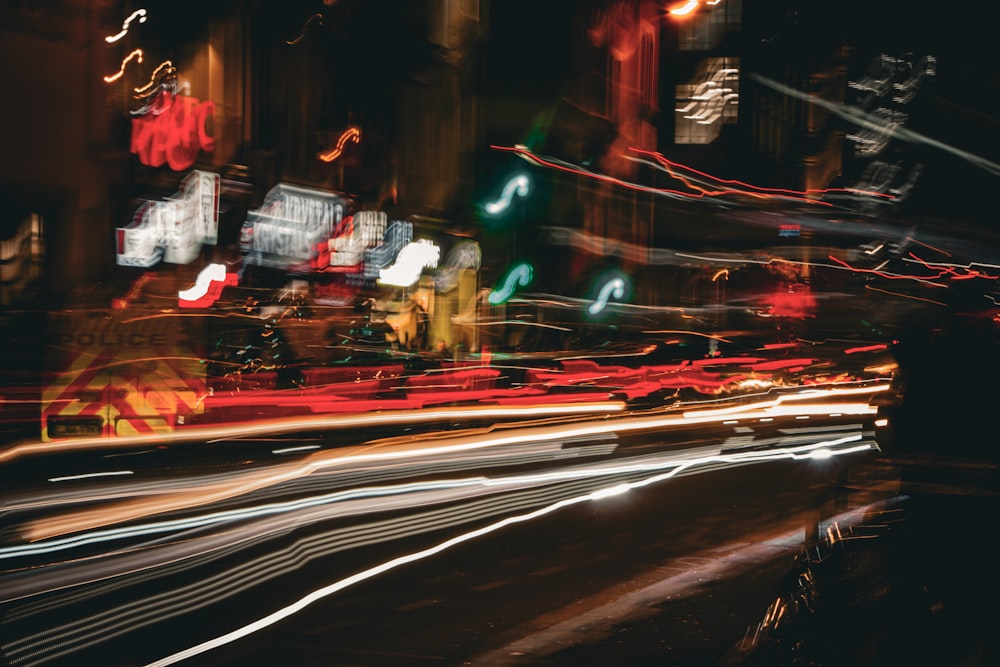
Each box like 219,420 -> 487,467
116,170 -> 220,267
130,92 -> 216,171
378,239 -> 441,287
178,263 -> 239,308
240,183 -> 348,269
314,210 -> 388,270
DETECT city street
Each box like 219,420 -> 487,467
2,383 -> 887,667
3,2 -> 998,666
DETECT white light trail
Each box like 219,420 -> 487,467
0,402 -> 626,463
140,435 -> 872,667
13,386 -> 885,543
47,471 -> 134,483
105,9 -> 147,44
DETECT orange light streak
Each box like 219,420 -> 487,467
668,1 -> 699,16
134,60 -> 174,96
287,13 -> 323,45
844,344 -> 888,354
20,385 -> 884,541
318,127 -> 361,162
104,49 -> 143,83
905,252 -> 999,282
827,255 -> 947,286
863,284 -> 947,306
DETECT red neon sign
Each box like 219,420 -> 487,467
131,92 -> 216,171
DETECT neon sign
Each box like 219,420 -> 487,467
178,263 -> 238,308
589,277 -> 626,315
488,262 -> 533,305
105,9 -> 147,44
484,174 -> 530,215
240,183 -> 347,269
130,92 -> 216,171
319,127 -> 361,162
104,49 -> 143,83
378,240 -> 441,287
116,170 -> 220,267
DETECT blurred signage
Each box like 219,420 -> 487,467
131,92 -> 216,171
178,263 -> 239,308
240,183 -> 348,269
53,315 -> 179,349
778,224 -> 801,237
116,170 -> 220,267
43,313 -> 204,441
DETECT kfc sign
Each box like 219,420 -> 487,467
131,91 -> 215,171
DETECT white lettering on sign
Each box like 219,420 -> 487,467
241,183 -> 347,268
116,170 -> 221,268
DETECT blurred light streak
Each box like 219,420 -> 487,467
484,174 -> 530,215
2,433 -> 872,661
673,250 -> 947,288
493,145 -> 706,200
140,434 -> 872,667
909,237 -> 951,257
271,445 -> 321,455
863,284 -> 947,306
17,387 -> 882,542
751,72 -> 1000,179
0,402 -> 624,463
177,263 -> 237,306
642,330 -> 731,343
105,9 -> 147,43
667,1 -> 699,16
844,344 -> 888,354
317,127 -> 360,162
627,147 -> 895,203
287,13 -> 323,45
47,471 -> 133,483
103,49 -> 143,83
902,254 -> 1000,281
4,445 -> 632,561
589,483 -> 631,500
378,239 -> 440,287
133,60 -> 174,96
488,262 -> 533,305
